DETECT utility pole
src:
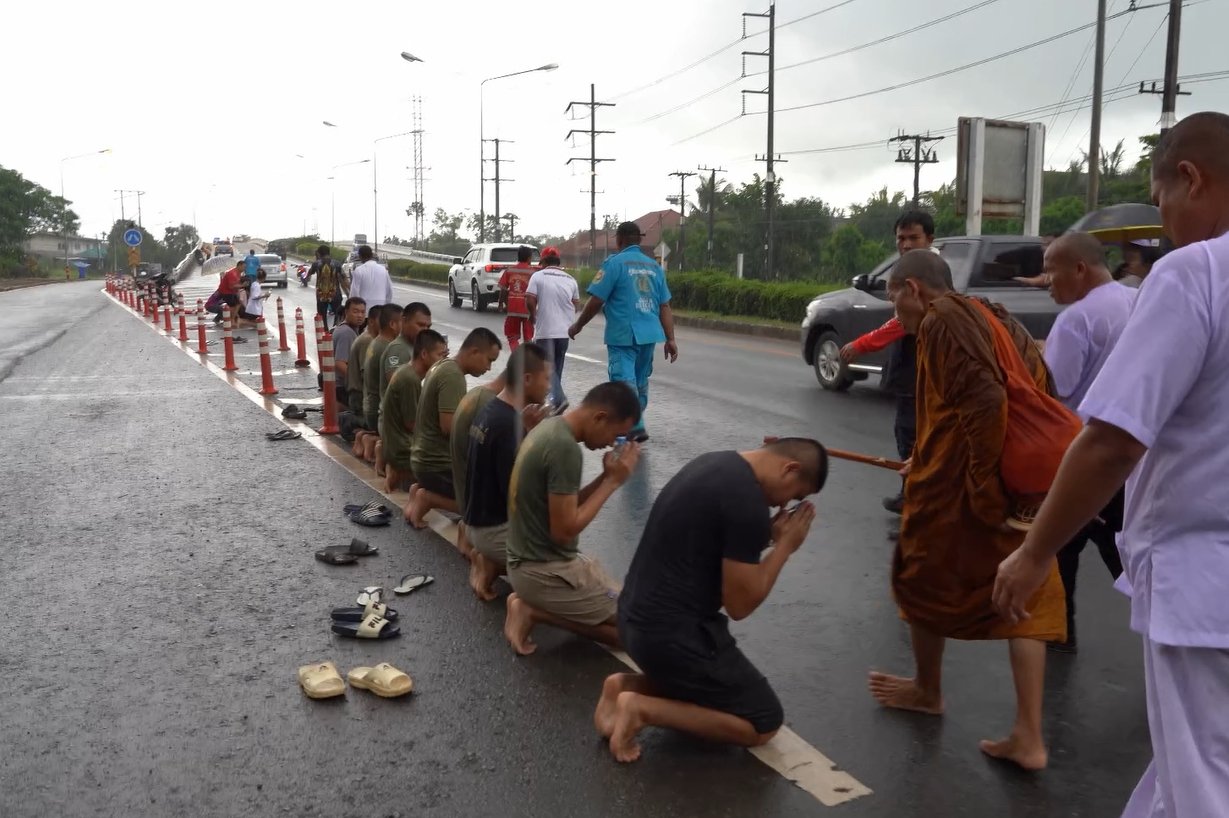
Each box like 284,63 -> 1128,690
603,213 -> 618,258
697,165 -> 726,269
410,95 -> 427,246
1139,2 -> 1187,137
668,171 -> 696,271
742,1 -> 779,278
566,84 -> 615,268
1087,0 -> 1108,211
889,133 -> 943,205
503,213 -> 518,242
115,189 -> 146,228
1160,0 -> 1182,134
483,138 -> 514,243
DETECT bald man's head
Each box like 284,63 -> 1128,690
1044,232 -> 1111,305
887,249 -> 953,334
1151,112 -> 1229,247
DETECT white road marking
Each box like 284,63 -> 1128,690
566,352 -> 603,364
102,287 -> 872,809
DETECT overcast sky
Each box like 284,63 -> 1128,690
5,0 -> 1225,244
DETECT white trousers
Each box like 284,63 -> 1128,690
1121,637 -> 1229,817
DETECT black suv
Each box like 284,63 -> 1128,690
800,235 -> 1061,391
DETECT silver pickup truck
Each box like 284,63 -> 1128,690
801,235 -> 1062,391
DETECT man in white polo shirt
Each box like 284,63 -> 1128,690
526,246 -> 580,410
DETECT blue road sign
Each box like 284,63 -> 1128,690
123,229 -> 143,248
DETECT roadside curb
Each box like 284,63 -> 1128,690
387,275 -> 799,342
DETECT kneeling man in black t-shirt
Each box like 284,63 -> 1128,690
599,437 -> 827,762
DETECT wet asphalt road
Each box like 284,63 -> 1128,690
0,278 -> 1151,817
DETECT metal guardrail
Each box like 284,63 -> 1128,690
333,240 -> 456,266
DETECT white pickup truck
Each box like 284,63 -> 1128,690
447,243 -> 539,311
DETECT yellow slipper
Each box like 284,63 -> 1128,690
297,661 -> 346,699
347,663 -> 414,698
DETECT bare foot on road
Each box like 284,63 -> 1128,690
468,554 -> 498,602
868,672 -> 945,715
503,594 -> 537,656
594,675 -> 622,739
979,733 -> 1048,771
405,489 -> 428,530
608,692 -> 645,763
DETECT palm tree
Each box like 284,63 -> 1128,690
694,175 -> 732,219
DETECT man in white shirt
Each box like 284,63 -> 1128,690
994,111 -> 1229,817
237,270 -> 270,328
347,245 -> 392,308
525,246 -> 580,409
1040,232 -> 1136,652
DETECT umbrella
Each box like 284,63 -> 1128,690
1068,203 -> 1163,243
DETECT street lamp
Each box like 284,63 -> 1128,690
60,148 -> 110,273
330,159 -> 371,247
400,52 -> 423,63
479,63 -> 558,242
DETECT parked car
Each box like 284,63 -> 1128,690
447,244 -> 539,311
256,253 -> 289,288
800,235 -> 1060,391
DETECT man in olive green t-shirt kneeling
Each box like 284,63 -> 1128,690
405,327 -> 503,529
379,329 -> 448,492
504,382 -> 642,656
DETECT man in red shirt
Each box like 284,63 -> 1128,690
498,246 -> 536,350
838,211 -> 937,515
209,261 -> 245,324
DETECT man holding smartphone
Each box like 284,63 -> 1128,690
597,437 -> 827,763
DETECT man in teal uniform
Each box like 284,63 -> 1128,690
570,221 -> 678,442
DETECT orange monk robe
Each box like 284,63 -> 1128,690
893,293 -> 1066,642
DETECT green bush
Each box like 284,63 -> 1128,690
383,262 -> 838,323
387,259 -> 451,283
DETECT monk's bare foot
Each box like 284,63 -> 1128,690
608,692 -> 645,763
867,672 -> 944,715
402,485 -> 420,523
406,492 -> 428,530
503,594 -> 537,656
594,674 -> 623,738
979,733 -> 1047,771
469,554 -> 498,602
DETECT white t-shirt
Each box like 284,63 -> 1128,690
526,267 -> 580,339
248,281 -> 265,317
348,260 -> 392,307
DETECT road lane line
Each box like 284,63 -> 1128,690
565,352 -> 603,364
102,288 -> 872,809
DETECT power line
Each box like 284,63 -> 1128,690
638,0 -> 1003,126
772,71 -> 1229,159
608,0 -> 863,102
675,4 -> 1166,145
746,0 -> 1005,78
774,5 -> 1158,115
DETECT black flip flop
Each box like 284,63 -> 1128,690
315,550 -> 358,565
317,538 -> 378,559
282,404 -> 308,420
394,574 -> 435,595
344,501 -> 390,516
267,429 -> 302,441
350,506 -> 392,527
331,613 -> 400,639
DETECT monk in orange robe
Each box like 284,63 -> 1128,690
868,249 -> 1067,771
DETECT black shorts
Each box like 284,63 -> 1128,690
619,617 -> 783,735
416,469 -> 455,500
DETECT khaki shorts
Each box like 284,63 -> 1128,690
508,555 -> 620,626
468,522 -> 508,566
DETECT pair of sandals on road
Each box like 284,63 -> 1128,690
298,661 -> 413,699
327,579 -> 434,639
